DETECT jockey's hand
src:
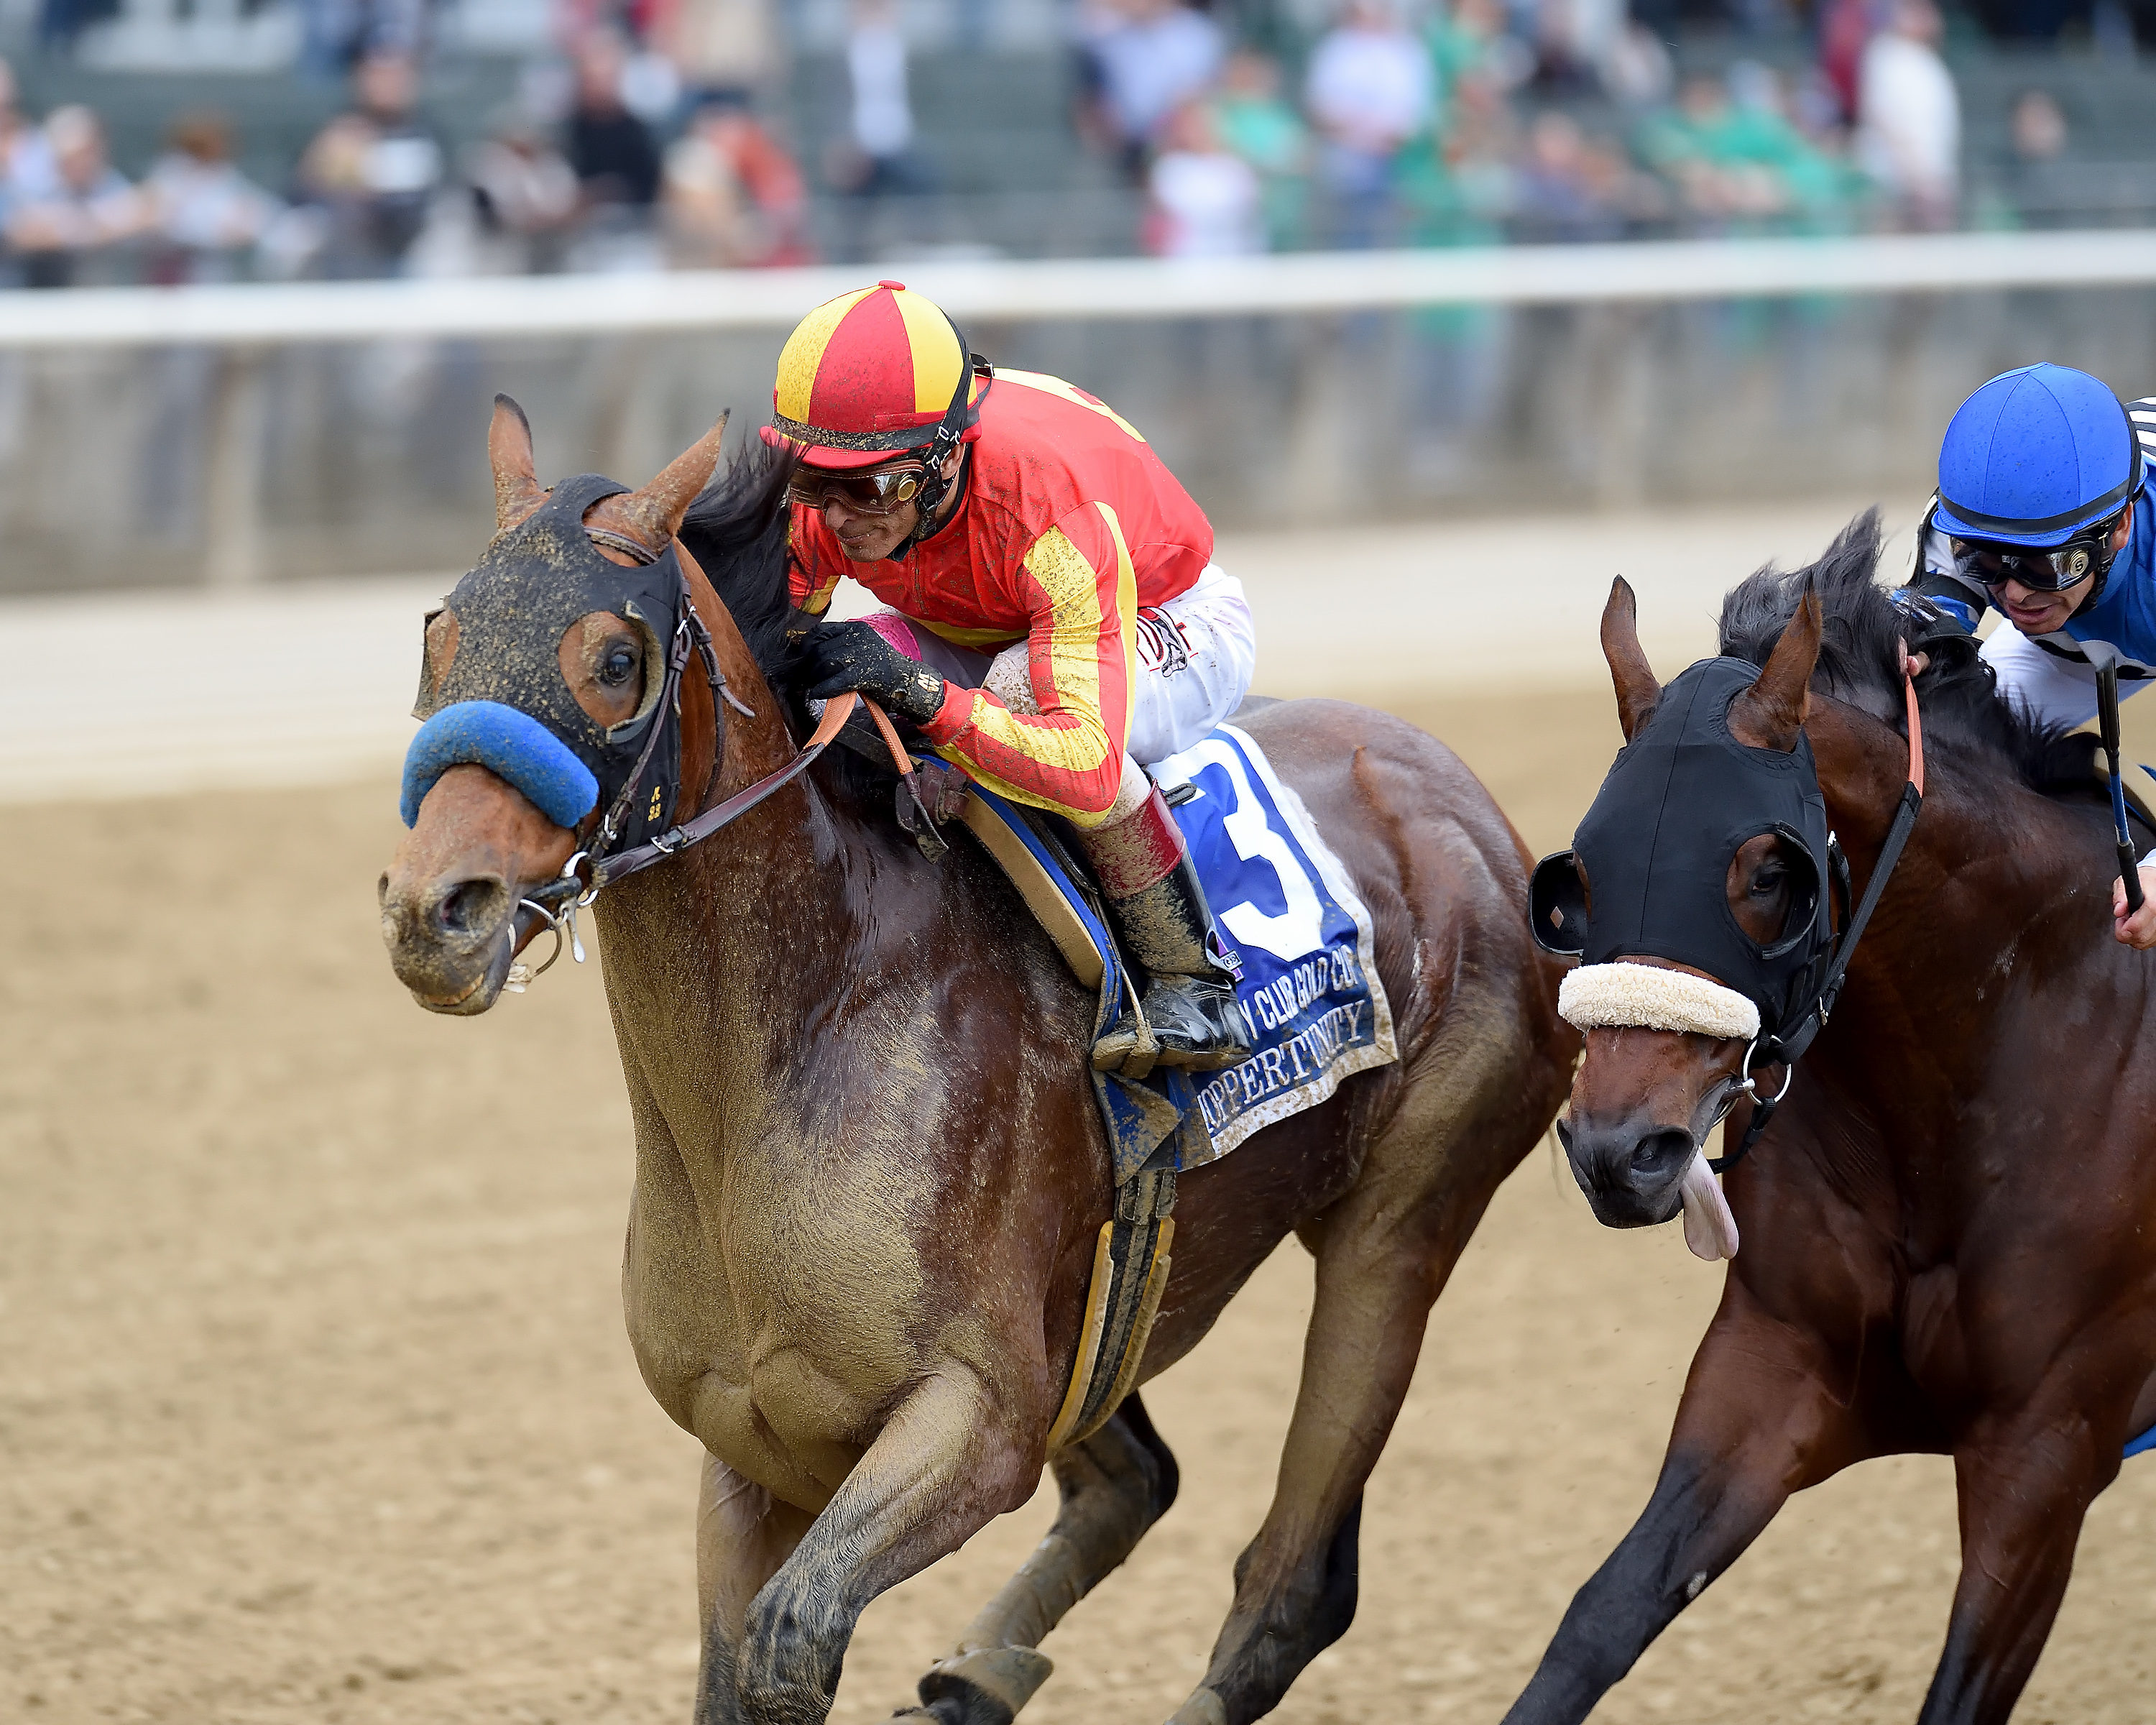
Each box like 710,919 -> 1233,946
2114,868 -> 2156,949
799,620 -> 947,726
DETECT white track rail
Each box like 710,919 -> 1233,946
3,229 -> 2155,351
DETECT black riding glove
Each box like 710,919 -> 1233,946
799,620 -> 949,726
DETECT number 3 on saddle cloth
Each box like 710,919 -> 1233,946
964,722 -> 1400,1182
958,722 -> 1399,1448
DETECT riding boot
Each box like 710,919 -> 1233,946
1078,782 -> 1253,1077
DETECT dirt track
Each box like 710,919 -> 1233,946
6,686 -> 2155,1725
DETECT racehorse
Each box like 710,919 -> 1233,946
1506,512 -> 2156,1725
377,403 -> 1577,1725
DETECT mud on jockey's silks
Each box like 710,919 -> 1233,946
401,472 -> 717,850
1531,656 -> 1839,1054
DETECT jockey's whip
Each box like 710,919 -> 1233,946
2093,648 -> 2144,916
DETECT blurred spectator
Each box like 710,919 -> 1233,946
1146,98 -> 1264,257
566,33 -> 663,213
0,57 -> 55,201
1640,70 -> 1846,229
1511,111 -> 1623,239
465,114 -> 581,273
1210,47 -> 1310,249
300,0 -> 427,78
296,50 -> 445,275
1306,0 -> 1435,248
2010,87 -> 2068,163
1855,0 -> 1959,229
1818,0 -> 1870,124
6,106 -> 144,288
650,0 -> 786,105
826,0 -> 931,203
37,0 -> 119,57
1074,0 -> 1225,183
1598,19 -> 1674,110
662,93 -> 810,267
1531,0 -> 1624,94
142,112 -> 283,284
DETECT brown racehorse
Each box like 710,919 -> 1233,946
1505,512 -> 2156,1725
379,405 -> 1577,1725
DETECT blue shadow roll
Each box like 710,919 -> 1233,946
401,701 -> 600,829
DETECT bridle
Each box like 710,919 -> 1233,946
1705,670 -> 1926,1172
501,535 -> 930,988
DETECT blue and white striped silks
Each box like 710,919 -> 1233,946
400,700 -> 600,829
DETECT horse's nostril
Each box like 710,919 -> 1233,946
1630,1128 -> 1695,1178
436,879 -> 505,937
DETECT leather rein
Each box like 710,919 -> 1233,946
1710,671 -> 1926,1174
502,536 -> 925,981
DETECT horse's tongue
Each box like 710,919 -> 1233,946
1680,1150 -> 1740,1261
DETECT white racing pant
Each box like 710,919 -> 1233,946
870,564 -> 1258,821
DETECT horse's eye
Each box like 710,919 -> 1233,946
1751,866 -> 1787,896
598,645 -> 638,688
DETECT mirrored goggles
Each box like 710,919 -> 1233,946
786,462 -> 926,516
1952,528 -> 2110,594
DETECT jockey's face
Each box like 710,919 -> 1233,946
820,446 -> 965,563
1990,507 -> 2134,637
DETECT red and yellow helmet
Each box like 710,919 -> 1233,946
767,280 -> 987,471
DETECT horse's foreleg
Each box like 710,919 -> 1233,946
732,1366 -> 1036,1725
1501,1307 -> 1864,1725
890,1394 -> 1181,1725
696,1455 -> 815,1725
1915,1403 -> 2117,1725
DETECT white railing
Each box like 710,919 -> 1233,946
3,228 -> 2154,351
4,228 -> 2153,589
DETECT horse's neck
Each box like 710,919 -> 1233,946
1804,698 -> 2136,1169
588,576 -> 909,1132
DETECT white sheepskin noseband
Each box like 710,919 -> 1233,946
1558,962 -> 1760,1041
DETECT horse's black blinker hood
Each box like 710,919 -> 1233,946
418,473 -> 706,851
1531,656 -> 1839,1040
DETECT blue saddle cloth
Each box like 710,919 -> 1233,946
2129,1423 -> 2156,1461
967,723 -> 1398,1183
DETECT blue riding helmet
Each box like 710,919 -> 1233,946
1935,362 -> 2145,549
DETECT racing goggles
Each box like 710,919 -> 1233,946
1953,519 -> 2118,593
786,461 -> 926,516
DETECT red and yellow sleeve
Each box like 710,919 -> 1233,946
917,501 -> 1139,824
786,507 -> 843,616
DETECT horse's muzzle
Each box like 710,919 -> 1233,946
378,868 -> 519,1015
1556,1111 -> 1695,1228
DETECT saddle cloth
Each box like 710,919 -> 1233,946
961,722 -> 1399,1181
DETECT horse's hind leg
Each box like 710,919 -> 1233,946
1915,1394 -> 2118,1725
1159,1071 -> 1518,1725
894,1394 -> 1180,1725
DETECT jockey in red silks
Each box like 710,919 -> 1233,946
766,280 -> 1256,1075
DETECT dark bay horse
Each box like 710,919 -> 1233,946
378,405 -> 1577,1725
1506,512 -> 2156,1725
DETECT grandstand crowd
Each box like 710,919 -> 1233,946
0,0 -> 2138,288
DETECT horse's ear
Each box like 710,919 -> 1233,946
1602,576 -> 1661,742
1730,584 -> 1822,752
489,395 -> 546,533
591,411 -> 731,554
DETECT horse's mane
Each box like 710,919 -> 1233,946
678,439 -> 803,688
1715,507 -> 2088,790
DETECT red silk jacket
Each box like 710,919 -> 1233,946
787,368 -> 1215,824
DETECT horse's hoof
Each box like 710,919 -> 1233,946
1164,1688 -> 1228,1725
912,1645 -> 1055,1725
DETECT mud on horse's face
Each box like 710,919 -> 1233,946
1532,578 -> 1828,1236
379,397 -> 727,1014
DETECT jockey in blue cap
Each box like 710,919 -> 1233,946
1899,362 -> 2156,946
